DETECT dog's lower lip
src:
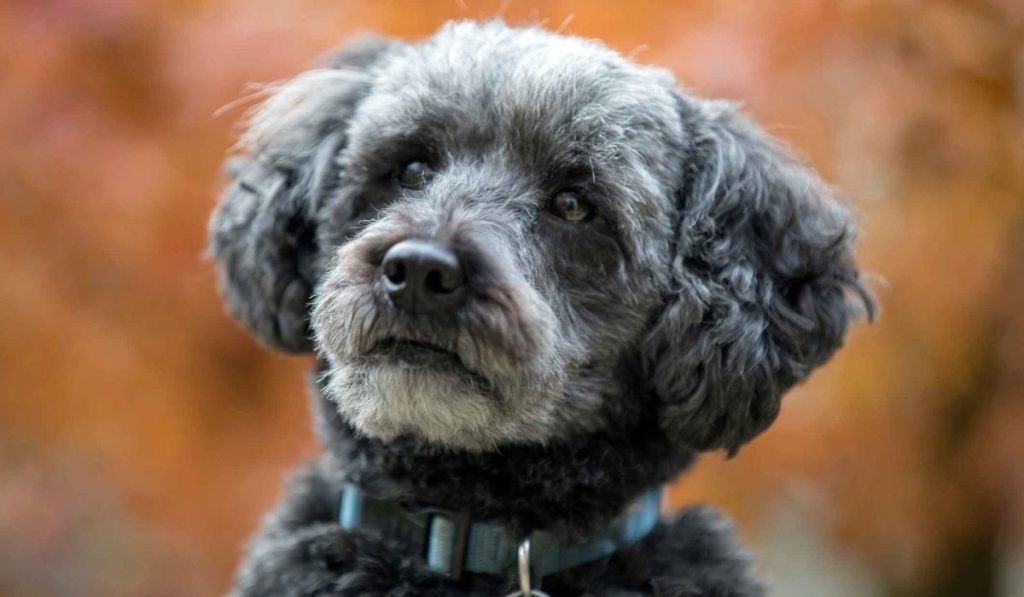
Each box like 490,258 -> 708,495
366,336 -> 495,395
374,338 -> 452,355
368,337 -> 463,368
370,336 -> 499,399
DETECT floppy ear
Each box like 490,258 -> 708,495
644,98 -> 874,454
209,35 -> 394,352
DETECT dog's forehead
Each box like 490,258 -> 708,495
355,22 -> 681,163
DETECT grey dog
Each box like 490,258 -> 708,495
210,20 -> 873,596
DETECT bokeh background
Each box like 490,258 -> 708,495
2,0 -> 1023,595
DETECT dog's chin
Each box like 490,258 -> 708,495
322,347 -> 566,452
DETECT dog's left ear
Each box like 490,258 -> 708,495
209,35 -> 396,352
644,97 -> 875,454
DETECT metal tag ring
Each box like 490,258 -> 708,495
502,539 -> 551,597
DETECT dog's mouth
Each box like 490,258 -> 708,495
365,336 -> 497,394
369,337 -> 463,368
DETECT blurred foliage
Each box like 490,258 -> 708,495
1,1 -> 1022,595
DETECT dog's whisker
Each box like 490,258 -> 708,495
362,304 -> 381,353
212,83 -> 274,119
626,44 -> 650,61
555,14 -> 575,34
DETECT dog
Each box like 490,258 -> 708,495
210,21 -> 873,596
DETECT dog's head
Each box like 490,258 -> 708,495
210,22 -> 872,454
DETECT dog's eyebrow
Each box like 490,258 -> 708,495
591,197 -> 635,259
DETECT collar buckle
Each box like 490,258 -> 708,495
425,510 -> 471,580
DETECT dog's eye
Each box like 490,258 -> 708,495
397,160 -> 430,190
548,191 -> 593,223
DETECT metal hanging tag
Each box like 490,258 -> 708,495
503,539 -> 551,597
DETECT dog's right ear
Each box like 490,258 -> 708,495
209,35 -> 395,352
643,96 -> 874,455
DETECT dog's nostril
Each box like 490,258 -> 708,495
424,268 -> 458,294
384,261 -> 406,285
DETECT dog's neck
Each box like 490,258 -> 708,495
311,366 -> 696,539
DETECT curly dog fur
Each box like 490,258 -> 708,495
210,21 -> 872,596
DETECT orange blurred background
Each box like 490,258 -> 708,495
2,1 -> 1022,595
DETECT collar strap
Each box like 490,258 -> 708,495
339,485 -> 664,581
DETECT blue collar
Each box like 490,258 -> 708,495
339,485 -> 664,581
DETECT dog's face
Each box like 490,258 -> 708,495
309,26 -> 683,450
211,22 -> 871,453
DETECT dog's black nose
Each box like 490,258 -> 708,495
381,240 -> 465,313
